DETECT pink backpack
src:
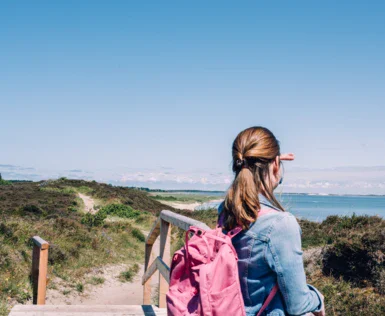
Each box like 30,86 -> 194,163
166,211 -> 278,316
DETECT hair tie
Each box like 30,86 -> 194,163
236,159 -> 249,170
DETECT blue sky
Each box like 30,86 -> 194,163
1,1 -> 385,194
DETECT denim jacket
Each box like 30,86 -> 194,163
218,195 -> 323,316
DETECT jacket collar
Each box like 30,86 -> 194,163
259,193 -> 283,212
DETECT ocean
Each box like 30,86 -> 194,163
196,193 -> 385,222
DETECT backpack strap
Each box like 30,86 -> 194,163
218,212 -> 243,238
256,283 -> 279,316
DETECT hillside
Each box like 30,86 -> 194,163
2,179 -> 385,315
0,179 -> 173,315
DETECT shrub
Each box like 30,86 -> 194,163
68,206 -> 77,212
48,244 -> 68,265
0,179 -> 11,186
99,204 -> 141,219
81,212 -> 107,227
132,228 -> 145,242
20,204 -> 44,215
76,283 -> 84,293
322,226 -> 385,292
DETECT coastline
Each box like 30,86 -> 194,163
159,198 -> 223,211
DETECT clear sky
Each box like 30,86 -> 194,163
1,1 -> 385,194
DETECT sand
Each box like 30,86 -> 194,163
78,193 -> 97,214
42,194 -> 222,306
42,194 -> 160,306
160,199 -> 223,211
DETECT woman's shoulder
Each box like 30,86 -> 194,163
248,210 -> 300,239
265,211 -> 301,239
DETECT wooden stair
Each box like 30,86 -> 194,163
9,305 -> 167,315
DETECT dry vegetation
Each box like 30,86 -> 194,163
2,178 -> 385,315
0,179 -> 164,315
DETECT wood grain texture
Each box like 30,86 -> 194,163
31,237 -> 49,305
37,248 -> 49,305
160,210 -> 210,231
158,220 -> 171,308
9,305 -> 167,315
32,236 -> 49,250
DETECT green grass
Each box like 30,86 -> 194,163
75,283 -> 84,293
132,228 -> 145,242
49,178 -> 173,214
0,179 -> 159,314
119,264 -> 140,282
0,180 -> 11,186
99,204 -> 141,219
88,276 -> 105,285
4,179 -> 384,315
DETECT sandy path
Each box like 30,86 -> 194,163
160,201 -> 201,211
161,199 -> 223,211
78,193 -> 97,214
46,264 -> 145,305
46,236 -> 161,305
45,192 -> 161,307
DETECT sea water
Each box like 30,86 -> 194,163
196,194 -> 385,222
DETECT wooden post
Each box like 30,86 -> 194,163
158,219 -> 171,308
31,236 -> 49,305
143,243 -> 154,305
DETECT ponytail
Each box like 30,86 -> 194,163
222,127 -> 285,230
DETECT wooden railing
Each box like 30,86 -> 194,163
28,210 -> 207,309
142,210 -> 210,308
31,236 -> 49,305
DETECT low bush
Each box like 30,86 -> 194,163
0,179 -> 11,186
81,212 -> 107,227
322,226 -> 385,292
132,228 -> 145,242
99,204 -> 141,219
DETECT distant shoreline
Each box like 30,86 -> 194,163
159,198 -> 223,211
148,189 -> 385,197
3,179 -> 384,196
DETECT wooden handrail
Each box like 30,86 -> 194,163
142,210 -> 209,307
31,236 -> 49,305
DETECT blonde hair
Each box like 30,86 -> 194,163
223,126 -> 285,230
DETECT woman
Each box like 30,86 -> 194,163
219,126 -> 325,316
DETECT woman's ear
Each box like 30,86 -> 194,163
273,156 -> 280,176
273,156 -> 281,176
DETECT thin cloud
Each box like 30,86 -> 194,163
1,163 -> 384,194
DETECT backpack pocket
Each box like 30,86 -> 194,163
209,281 -> 245,316
199,263 -> 246,316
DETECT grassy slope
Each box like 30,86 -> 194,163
2,179 -> 385,315
0,179 -> 171,315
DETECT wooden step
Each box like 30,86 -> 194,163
9,305 -> 167,315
